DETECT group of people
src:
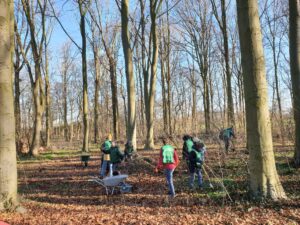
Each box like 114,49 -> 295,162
99,126 -> 235,198
154,135 -> 207,198
99,134 -> 134,178
154,127 -> 235,198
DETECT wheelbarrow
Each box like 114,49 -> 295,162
89,174 -> 132,195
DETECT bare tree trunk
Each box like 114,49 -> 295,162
121,0 -> 137,148
43,21 -> 51,147
166,1 -> 172,135
138,63 -> 145,134
79,2 -> 89,152
21,0 -> 47,156
69,103 -> 73,143
92,40 -> 100,144
203,73 -> 211,134
145,0 -> 161,150
289,0 -> 300,167
237,0 -> 286,199
211,0 -> 235,126
63,68 -> 68,141
45,54 -> 51,147
221,0 -> 234,127
14,54 -> 22,153
109,58 -> 119,140
0,0 -> 18,210
159,37 -> 168,132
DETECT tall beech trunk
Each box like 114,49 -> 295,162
237,0 -> 286,199
289,0 -> 300,167
121,0 -> 137,148
79,2 -> 89,152
0,0 -> 18,210
145,0 -> 161,150
21,0 -> 47,156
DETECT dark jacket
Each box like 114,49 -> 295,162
125,143 -> 134,155
188,147 -> 204,173
110,146 -> 124,164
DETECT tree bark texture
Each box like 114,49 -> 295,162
237,0 -> 286,199
144,0 -> 161,150
289,0 -> 300,167
21,0 -> 46,156
121,0 -> 137,149
0,0 -> 18,210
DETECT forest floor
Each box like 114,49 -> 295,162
0,140 -> 300,225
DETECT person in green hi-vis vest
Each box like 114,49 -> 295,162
100,134 -> 112,177
182,135 -> 194,170
155,136 -> 179,198
188,137 -> 206,189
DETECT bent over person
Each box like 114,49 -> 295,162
155,137 -> 179,198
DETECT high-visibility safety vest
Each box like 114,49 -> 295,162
162,145 -> 175,164
104,140 -> 112,150
191,148 -> 203,168
186,139 -> 194,153
192,149 -> 203,162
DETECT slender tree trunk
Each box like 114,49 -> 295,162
79,3 -> 89,152
63,70 -> 68,141
93,46 -> 100,144
69,103 -> 73,143
121,0 -> 136,148
138,64 -> 145,134
43,22 -> 51,147
273,51 -> 284,143
145,0 -> 160,150
289,0 -> 300,167
203,74 -> 211,134
109,58 -> 119,140
14,67 -> 21,153
237,0 -> 286,199
160,40 -> 168,132
31,68 -> 44,156
166,2 -> 172,135
21,0 -> 47,156
221,0 -> 234,127
45,54 -> 51,147
0,0 -> 18,211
